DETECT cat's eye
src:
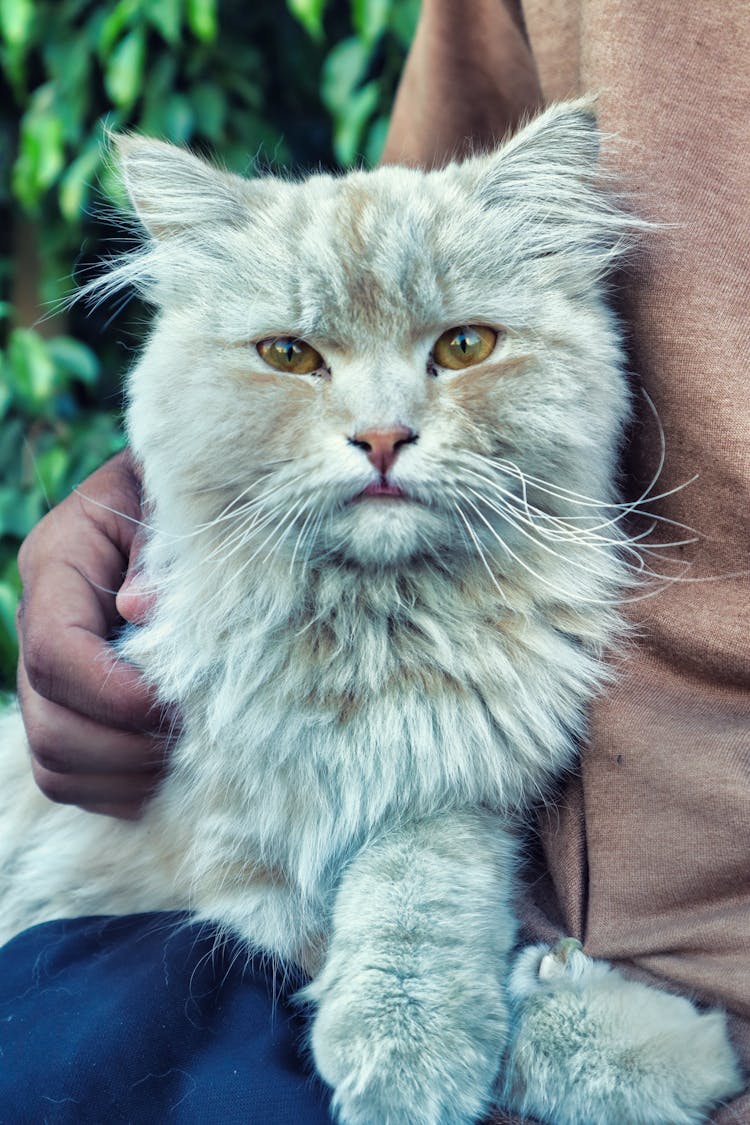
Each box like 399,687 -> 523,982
257,337 -> 324,375
432,325 -> 498,370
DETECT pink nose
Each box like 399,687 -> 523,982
349,426 -> 417,476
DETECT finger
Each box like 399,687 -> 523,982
19,561 -> 165,733
30,757 -> 162,809
116,525 -> 157,626
18,655 -> 169,776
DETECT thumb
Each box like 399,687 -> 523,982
116,526 -> 155,625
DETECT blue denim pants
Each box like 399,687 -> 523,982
0,913 -> 332,1123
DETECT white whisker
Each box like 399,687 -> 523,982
452,502 -> 510,607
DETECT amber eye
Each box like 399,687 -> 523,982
432,325 -> 498,370
257,337 -> 324,375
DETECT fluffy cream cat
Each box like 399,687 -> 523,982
0,101 -> 742,1124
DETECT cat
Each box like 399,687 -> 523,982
0,100 -> 742,1125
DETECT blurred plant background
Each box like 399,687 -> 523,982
0,0 -> 419,690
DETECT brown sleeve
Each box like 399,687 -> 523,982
381,0 -> 542,167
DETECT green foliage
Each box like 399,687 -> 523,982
0,0 -> 418,690
320,0 -> 418,164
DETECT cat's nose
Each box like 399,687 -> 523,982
348,426 -> 418,476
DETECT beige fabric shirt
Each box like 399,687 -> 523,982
383,3 -> 750,1120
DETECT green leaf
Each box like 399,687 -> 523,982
222,71 -> 262,111
321,37 -> 371,112
191,82 -> 226,140
147,0 -> 181,44
0,579 -> 20,679
7,329 -> 57,407
139,86 -> 195,142
104,26 -> 145,108
287,0 -> 328,40
42,37 -> 92,143
223,110 -> 290,168
364,113 -> 389,166
0,0 -> 33,47
0,418 -> 24,481
162,92 -> 194,143
0,484 -> 43,539
97,158 -> 129,210
34,445 -> 70,503
60,0 -> 91,21
389,0 -> 419,46
332,79 -> 379,165
43,34 -> 91,90
12,90 -> 66,209
190,82 -> 226,140
142,49 -> 177,93
138,50 -> 177,133
185,0 -> 217,42
352,0 -> 390,44
58,143 -> 101,221
98,0 -> 140,59
47,336 -> 100,385
67,415 -> 126,480
0,353 -> 11,419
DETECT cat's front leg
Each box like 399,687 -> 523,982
304,810 -> 517,1125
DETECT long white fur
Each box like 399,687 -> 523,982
0,101 -> 741,1123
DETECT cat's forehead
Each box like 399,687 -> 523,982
119,102 -> 624,345
257,167 -> 479,344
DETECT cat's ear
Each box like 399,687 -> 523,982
454,99 -> 643,283
114,135 -> 251,238
463,99 -> 602,207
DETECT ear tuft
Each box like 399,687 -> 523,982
510,96 -> 601,167
470,97 -> 603,208
449,98 -> 645,286
113,134 -> 250,238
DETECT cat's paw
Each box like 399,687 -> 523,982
500,940 -> 744,1125
305,965 -> 507,1125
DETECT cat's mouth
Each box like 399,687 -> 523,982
354,479 -> 408,501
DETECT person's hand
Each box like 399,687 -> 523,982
16,449 -> 170,818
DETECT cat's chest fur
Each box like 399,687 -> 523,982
127,554 -> 603,910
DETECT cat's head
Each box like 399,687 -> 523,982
109,101 -> 639,578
